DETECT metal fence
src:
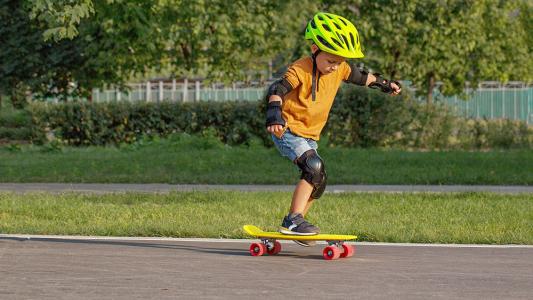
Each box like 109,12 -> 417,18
55,79 -> 532,124
90,79 -> 265,103
433,83 -> 532,124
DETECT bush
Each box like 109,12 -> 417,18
29,101 -> 267,146
0,107 -> 32,141
326,85 -> 532,150
19,89 -> 533,150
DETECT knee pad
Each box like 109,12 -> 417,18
296,150 -> 327,199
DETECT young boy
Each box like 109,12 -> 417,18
266,12 -> 401,244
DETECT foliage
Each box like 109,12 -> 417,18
327,0 -> 532,103
327,85 -> 532,149
3,0 -> 530,105
0,105 -> 32,141
0,0 -> 166,102
25,90 -> 532,150
29,100 -> 268,146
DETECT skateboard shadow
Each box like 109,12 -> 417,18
1,236 -> 329,260
0,236 -> 250,257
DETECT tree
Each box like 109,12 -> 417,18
22,0 -> 320,83
1,0 -> 167,102
331,0 -> 532,103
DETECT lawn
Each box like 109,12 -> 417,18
1,191 -> 532,244
1,135 -> 532,185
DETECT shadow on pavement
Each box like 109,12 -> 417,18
0,236 -> 328,260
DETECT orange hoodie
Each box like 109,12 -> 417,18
276,56 -> 352,140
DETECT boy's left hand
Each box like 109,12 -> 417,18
390,82 -> 401,96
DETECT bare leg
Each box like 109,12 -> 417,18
290,179 -> 313,215
303,197 -> 315,216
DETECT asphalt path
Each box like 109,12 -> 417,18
1,183 -> 532,194
1,236 -> 532,299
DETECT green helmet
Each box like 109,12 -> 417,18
305,12 -> 364,59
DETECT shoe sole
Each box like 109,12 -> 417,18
293,240 -> 317,247
279,228 -> 319,236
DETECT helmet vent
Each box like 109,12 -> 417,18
318,15 -> 324,21
350,33 -> 355,47
311,20 -> 317,29
334,22 -> 341,30
322,24 -> 331,32
339,18 -> 347,26
317,36 -> 335,50
331,37 -> 343,48
340,34 -> 348,46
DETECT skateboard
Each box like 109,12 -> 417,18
243,225 -> 357,260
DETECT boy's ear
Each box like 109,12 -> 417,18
310,44 -> 319,54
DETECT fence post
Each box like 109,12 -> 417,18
502,85 -> 506,118
195,81 -> 200,101
146,81 -> 151,102
490,88 -> 493,119
171,79 -> 176,102
116,88 -> 121,101
182,78 -> 188,102
514,88 -> 517,120
159,81 -> 163,103
526,89 -> 533,125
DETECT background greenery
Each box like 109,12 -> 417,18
1,134 -> 532,185
16,87 -> 530,149
1,0 -> 531,105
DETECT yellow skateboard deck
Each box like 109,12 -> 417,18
243,225 -> 357,260
243,225 -> 357,241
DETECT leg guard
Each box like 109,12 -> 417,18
296,149 -> 327,199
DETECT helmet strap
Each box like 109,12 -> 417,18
311,50 -> 322,102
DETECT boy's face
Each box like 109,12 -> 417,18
311,44 -> 346,75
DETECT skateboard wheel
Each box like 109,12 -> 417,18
250,243 -> 266,256
340,244 -> 355,258
267,241 -> 282,255
323,246 -> 341,260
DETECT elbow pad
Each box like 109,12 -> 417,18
344,64 -> 369,86
368,73 -> 402,94
266,78 -> 293,101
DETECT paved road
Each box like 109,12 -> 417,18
1,183 -> 532,194
1,236 -> 532,299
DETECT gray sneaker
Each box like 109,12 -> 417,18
279,213 -> 320,235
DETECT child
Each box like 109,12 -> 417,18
265,12 -> 401,245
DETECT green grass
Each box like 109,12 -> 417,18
1,191 -> 532,244
0,135 -> 532,184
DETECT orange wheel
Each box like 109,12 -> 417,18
340,244 -> 355,258
249,243 -> 266,256
267,241 -> 282,255
323,246 -> 341,260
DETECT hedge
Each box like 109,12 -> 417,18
22,86 -> 533,150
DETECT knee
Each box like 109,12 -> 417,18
296,150 -> 327,199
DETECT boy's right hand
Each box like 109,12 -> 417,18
267,124 -> 284,134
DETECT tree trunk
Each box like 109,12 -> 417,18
390,50 -> 400,80
427,73 -> 435,105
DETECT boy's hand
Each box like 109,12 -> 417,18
367,73 -> 402,95
390,82 -> 401,96
267,124 -> 284,134
266,100 -> 286,134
